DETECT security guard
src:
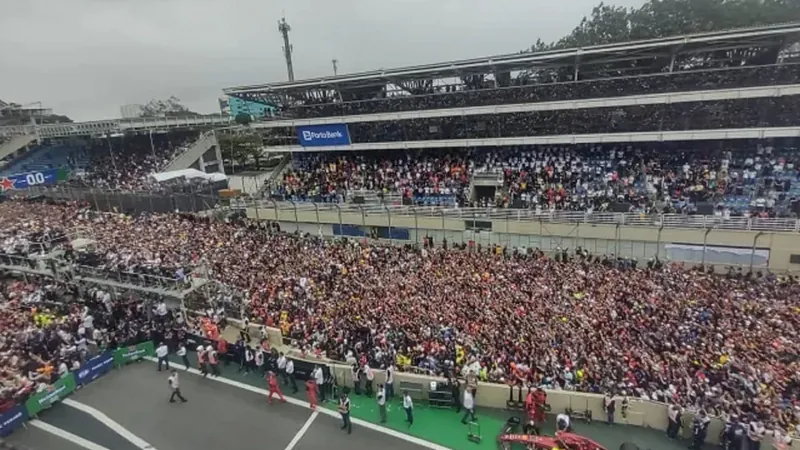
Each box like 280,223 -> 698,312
338,391 -> 352,434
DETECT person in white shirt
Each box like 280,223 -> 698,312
176,343 -> 190,370
461,389 -> 476,424
377,384 -> 387,423
156,342 -> 170,371
57,361 -> 69,378
403,390 -> 414,427
254,348 -> 265,374
285,358 -> 297,393
385,364 -> 395,399
363,364 -> 375,396
277,352 -> 288,384
168,370 -> 187,403
556,412 -> 572,431
312,365 -> 326,401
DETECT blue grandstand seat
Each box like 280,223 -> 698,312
1,144 -> 89,176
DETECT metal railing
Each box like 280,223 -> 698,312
72,265 -> 192,293
238,199 -> 800,232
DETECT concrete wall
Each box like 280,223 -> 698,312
163,131 -> 224,174
244,207 -> 800,272
224,320 -> 796,448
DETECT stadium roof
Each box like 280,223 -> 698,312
224,22 -> 800,98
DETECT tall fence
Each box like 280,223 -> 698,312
236,199 -> 800,233
14,184 -> 220,214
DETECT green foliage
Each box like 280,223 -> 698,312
531,0 -> 800,51
140,96 -> 200,118
234,113 -> 253,126
218,132 -> 264,169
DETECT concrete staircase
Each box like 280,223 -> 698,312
0,134 -> 37,166
162,131 -> 224,174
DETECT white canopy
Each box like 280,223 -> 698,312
151,169 -> 227,183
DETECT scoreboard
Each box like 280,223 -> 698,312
0,168 -> 69,192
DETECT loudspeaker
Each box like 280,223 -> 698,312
611,202 -> 632,213
696,202 -> 715,215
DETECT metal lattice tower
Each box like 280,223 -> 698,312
278,17 -> 295,82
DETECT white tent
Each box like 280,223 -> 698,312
150,169 -> 227,184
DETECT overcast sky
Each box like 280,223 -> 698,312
0,0 -> 647,122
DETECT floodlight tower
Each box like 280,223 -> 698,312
278,17 -> 295,82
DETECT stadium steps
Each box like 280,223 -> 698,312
162,131 -> 221,173
0,134 -> 37,169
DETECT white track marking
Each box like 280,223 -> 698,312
142,356 -> 448,450
284,410 -> 318,450
28,420 -> 111,450
62,399 -> 157,450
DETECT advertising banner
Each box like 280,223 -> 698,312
0,404 -> 28,437
296,124 -> 351,147
25,373 -> 76,417
76,351 -> 115,385
0,168 -> 69,192
113,341 -> 155,367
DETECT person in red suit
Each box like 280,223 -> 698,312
523,387 -> 548,434
533,387 -> 548,424
306,379 -> 318,410
267,371 -> 286,404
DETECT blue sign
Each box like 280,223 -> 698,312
0,404 -> 28,437
75,351 -> 114,385
296,124 -> 351,147
0,168 -> 68,192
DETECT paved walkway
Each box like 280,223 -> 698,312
6,352 -> 708,450
162,354 -> 700,450
8,361 -> 431,450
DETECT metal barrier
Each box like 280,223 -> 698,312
239,199 -> 800,232
72,265 -> 191,292
19,184 -> 220,214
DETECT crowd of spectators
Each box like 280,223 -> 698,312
271,142 -> 800,217
268,97 -> 800,149
0,275 -> 186,409
78,131 -> 199,190
273,151 -> 471,205
286,64 -> 800,119
0,198 -> 798,437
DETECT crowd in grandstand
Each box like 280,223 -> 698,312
274,143 -> 800,217
287,64 -> 800,118
0,198 -> 798,437
79,131 -> 199,190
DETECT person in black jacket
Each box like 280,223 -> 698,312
690,409 -> 710,450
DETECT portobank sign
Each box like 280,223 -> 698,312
296,124 -> 351,147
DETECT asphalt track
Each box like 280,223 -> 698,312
5,361 -> 431,450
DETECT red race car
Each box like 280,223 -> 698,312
498,430 -> 606,450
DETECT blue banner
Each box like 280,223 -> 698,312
296,124 -> 351,147
0,404 -> 28,437
75,351 -> 114,385
0,168 -> 68,192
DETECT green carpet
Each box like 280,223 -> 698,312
165,355 -> 703,450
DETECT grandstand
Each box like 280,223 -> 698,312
222,23 -> 800,218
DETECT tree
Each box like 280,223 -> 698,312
234,113 -> 253,126
218,132 -> 264,170
531,0 -> 800,51
140,96 -> 201,118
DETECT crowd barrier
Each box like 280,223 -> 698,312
0,341 -> 154,437
240,321 -> 797,449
